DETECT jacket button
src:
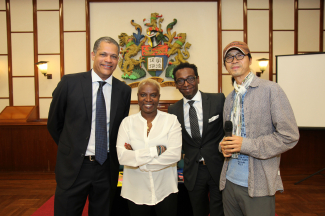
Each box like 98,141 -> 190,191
81,153 -> 84,157
85,136 -> 89,140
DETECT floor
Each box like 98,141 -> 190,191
0,171 -> 324,216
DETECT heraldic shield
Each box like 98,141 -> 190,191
142,45 -> 168,77
118,13 -> 191,81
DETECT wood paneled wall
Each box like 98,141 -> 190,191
0,0 -> 324,174
0,124 -> 324,174
1,0 -> 325,117
0,124 -> 57,171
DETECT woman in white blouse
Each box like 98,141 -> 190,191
116,78 -> 182,216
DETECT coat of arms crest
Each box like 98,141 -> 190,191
118,13 -> 191,82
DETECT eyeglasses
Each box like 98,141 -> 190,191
175,76 -> 196,85
225,53 -> 247,63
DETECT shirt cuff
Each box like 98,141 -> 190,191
150,146 -> 158,158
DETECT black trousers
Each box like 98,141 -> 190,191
187,164 -> 224,216
127,193 -> 178,216
54,154 -> 111,216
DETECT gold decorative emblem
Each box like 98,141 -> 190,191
118,12 -> 192,84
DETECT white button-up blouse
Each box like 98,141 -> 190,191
116,110 -> 182,205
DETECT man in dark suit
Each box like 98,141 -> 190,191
48,36 -> 131,216
168,63 -> 225,216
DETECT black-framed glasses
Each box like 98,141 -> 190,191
175,76 -> 196,85
225,53 -> 247,63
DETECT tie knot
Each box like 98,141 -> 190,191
98,81 -> 106,88
188,100 -> 195,106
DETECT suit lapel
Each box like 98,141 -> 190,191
81,71 -> 93,124
109,77 -> 119,136
201,92 -> 210,140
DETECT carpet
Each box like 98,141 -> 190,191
31,195 -> 88,216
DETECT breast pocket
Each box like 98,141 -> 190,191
208,114 -> 220,124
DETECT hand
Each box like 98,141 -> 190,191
124,143 -> 133,150
219,135 -> 243,158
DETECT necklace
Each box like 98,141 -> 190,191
147,122 -> 152,135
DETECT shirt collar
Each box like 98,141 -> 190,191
183,90 -> 202,105
91,69 -> 112,85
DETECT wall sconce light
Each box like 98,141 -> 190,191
36,61 -> 52,79
256,58 -> 269,77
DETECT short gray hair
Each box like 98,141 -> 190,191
138,78 -> 161,94
93,37 -> 120,54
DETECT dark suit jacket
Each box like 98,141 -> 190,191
47,70 -> 131,196
168,91 -> 225,191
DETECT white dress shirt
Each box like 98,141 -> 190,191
183,91 -> 203,137
85,69 -> 112,156
183,91 -> 204,161
116,110 -> 182,205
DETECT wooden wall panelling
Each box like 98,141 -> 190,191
221,0 -> 243,30
247,0 -> 269,9
222,75 -> 234,97
269,0 -> 273,81
298,10 -> 320,52
37,11 -> 60,54
12,78 -> 35,106
63,32 -> 87,74
250,52 -> 270,79
11,33 -> 34,76
218,0 -> 222,93
0,11 -> 7,54
273,31 -> 295,80
86,0 -> 90,71
273,0 -> 294,30
298,0 -> 320,9
220,0 -> 244,93
0,125 -> 13,170
244,0 -> 248,43
0,56 -> 9,98
6,0 -> 12,106
280,129 -> 325,174
0,125 -> 57,171
1,125 -> 324,174
39,98 -> 52,119
0,99 -> 9,112
0,0 -> 5,10
37,0 -> 59,10
294,0 -> 298,54
320,0 -> 323,51
64,0 -> 87,74
38,55 -> 61,98
10,0 -> 33,31
33,0 -> 40,119
59,0 -> 64,78
247,10 -> 269,52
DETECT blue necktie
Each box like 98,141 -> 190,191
188,100 -> 201,145
95,81 -> 107,165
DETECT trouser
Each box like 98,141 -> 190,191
223,179 -> 275,216
187,163 -> 224,216
54,155 -> 111,216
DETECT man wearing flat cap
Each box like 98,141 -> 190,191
219,41 -> 299,216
